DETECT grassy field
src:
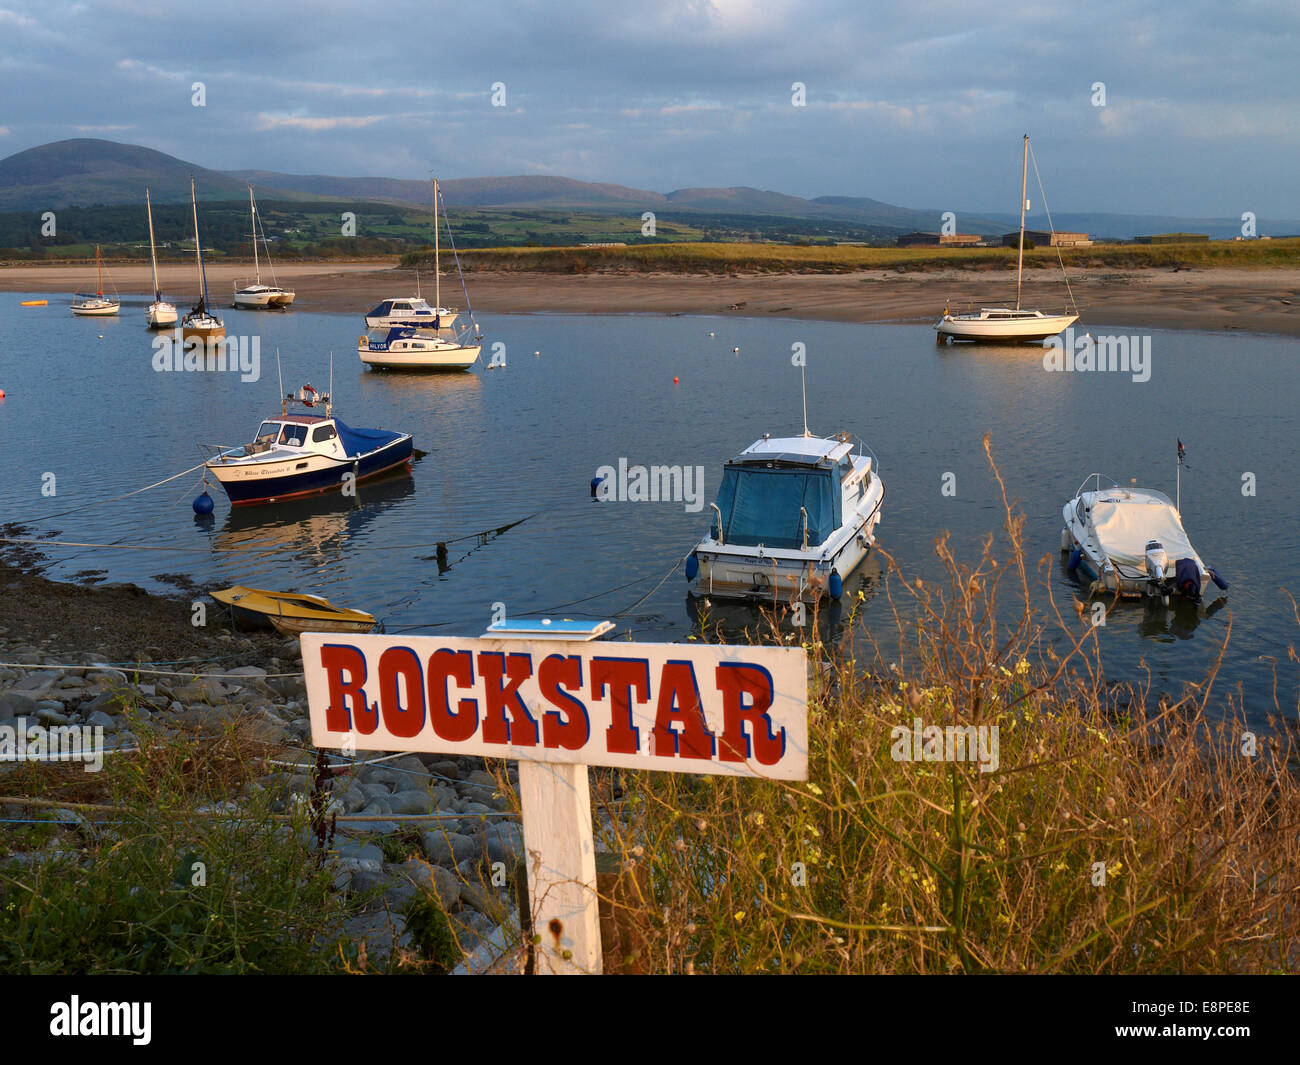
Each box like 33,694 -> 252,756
404,237 -> 1300,274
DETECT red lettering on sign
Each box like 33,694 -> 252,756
592,657 -> 649,754
716,662 -> 784,765
479,652 -> 539,747
320,643 -> 376,734
378,646 -> 425,738
427,648 -> 478,742
651,660 -> 715,759
539,654 -> 591,750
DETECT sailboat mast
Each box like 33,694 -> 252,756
190,176 -> 204,309
146,189 -> 162,300
249,186 -> 260,283
1016,134 -> 1029,311
95,245 -> 103,297
433,178 -> 441,311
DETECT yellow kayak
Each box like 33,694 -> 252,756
210,585 -> 376,635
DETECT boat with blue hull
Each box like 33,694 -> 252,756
202,384 -> 413,506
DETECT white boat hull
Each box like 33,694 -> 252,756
147,301 -> 178,328
937,311 -> 1078,342
359,340 -> 479,372
71,300 -> 120,316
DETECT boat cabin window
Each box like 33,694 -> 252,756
279,425 -> 305,446
713,465 -> 843,549
312,424 -> 338,443
255,422 -> 281,444
835,455 -> 853,483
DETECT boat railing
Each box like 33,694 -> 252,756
197,442 -> 247,464
850,435 -> 881,474
710,503 -> 724,545
1074,472 -> 1119,498
800,507 -> 810,551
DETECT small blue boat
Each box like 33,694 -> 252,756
202,384 -> 413,506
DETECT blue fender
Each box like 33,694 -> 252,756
828,570 -> 843,599
1067,547 -> 1082,572
1208,567 -> 1228,590
685,552 -> 700,582
192,490 -> 214,515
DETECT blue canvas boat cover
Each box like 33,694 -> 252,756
713,465 -> 842,548
334,418 -> 404,457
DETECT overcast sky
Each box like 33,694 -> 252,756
1,0 -> 1297,216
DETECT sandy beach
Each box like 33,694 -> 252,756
2,260 -> 1298,336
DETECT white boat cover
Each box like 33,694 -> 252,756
1091,499 -> 1200,572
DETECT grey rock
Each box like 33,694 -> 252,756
388,753 -> 430,779
359,781 -> 392,803
338,783 -> 368,814
85,710 -> 119,733
35,707 -> 70,725
337,841 -> 383,865
360,796 -> 393,817
425,757 -> 462,780
464,768 -> 498,792
13,670 -> 60,692
388,789 -> 435,816
421,830 -> 479,866
225,665 -> 267,678
486,823 -> 523,866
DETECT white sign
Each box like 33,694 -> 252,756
302,634 -> 808,780
302,632 -> 808,974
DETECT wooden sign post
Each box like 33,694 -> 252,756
301,631 -> 808,974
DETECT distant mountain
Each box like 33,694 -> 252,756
0,139 -> 275,211
3,138 -> 1296,241
228,170 -> 665,209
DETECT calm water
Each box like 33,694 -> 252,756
1,295 -> 1296,727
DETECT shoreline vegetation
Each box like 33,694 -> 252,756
1,443 -> 1297,974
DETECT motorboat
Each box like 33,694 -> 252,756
201,382 -> 413,506
686,430 -> 885,603
936,135 -> 1079,343
144,189 -> 177,328
363,295 -> 455,330
358,325 -> 480,371
210,585 -> 376,634
181,175 -> 225,342
1061,474 -> 1227,602
233,186 -> 294,309
70,246 -> 120,316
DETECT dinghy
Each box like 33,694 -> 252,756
1061,474 -> 1227,602
210,585 -> 376,634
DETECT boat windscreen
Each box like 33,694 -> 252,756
255,421 -> 280,444
714,466 -> 842,548
366,302 -> 392,317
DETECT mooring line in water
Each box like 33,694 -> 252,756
0,512 -> 539,557
0,660 -> 304,678
1,460 -> 212,527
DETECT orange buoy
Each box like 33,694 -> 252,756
672,376 -> 679,384
20,299 -> 47,307
0,389 -> 6,399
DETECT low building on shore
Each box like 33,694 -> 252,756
896,232 -> 982,247
1001,230 -> 1093,248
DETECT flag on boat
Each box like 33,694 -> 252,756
1177,439 -> 1186,465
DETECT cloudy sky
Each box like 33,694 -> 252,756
1,0 -> 1297,216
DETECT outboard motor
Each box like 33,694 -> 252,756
1144,539 -> 1167,584
1174,557 -> 1202,601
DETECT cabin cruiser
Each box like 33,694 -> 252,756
686,432 -> 884,603
358,326 -> 480,371
201,384 -> 413,506
1061,474 -> 1227,602
364,296 -> 456,330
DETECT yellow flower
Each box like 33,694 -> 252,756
806,782 -> 823,796
734,911 -> 746,923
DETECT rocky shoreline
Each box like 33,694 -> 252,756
0,556 -> 526,971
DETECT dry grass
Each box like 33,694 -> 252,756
403,237 -> 1300,276
594,437 -> 1300,973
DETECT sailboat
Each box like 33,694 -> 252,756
181,175 -> 225,343
233,186 -> 294,309
70,246 -> 121,316
359,177 -> 481,372
936,135 -> 1079,343
144,188 -> 177,329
